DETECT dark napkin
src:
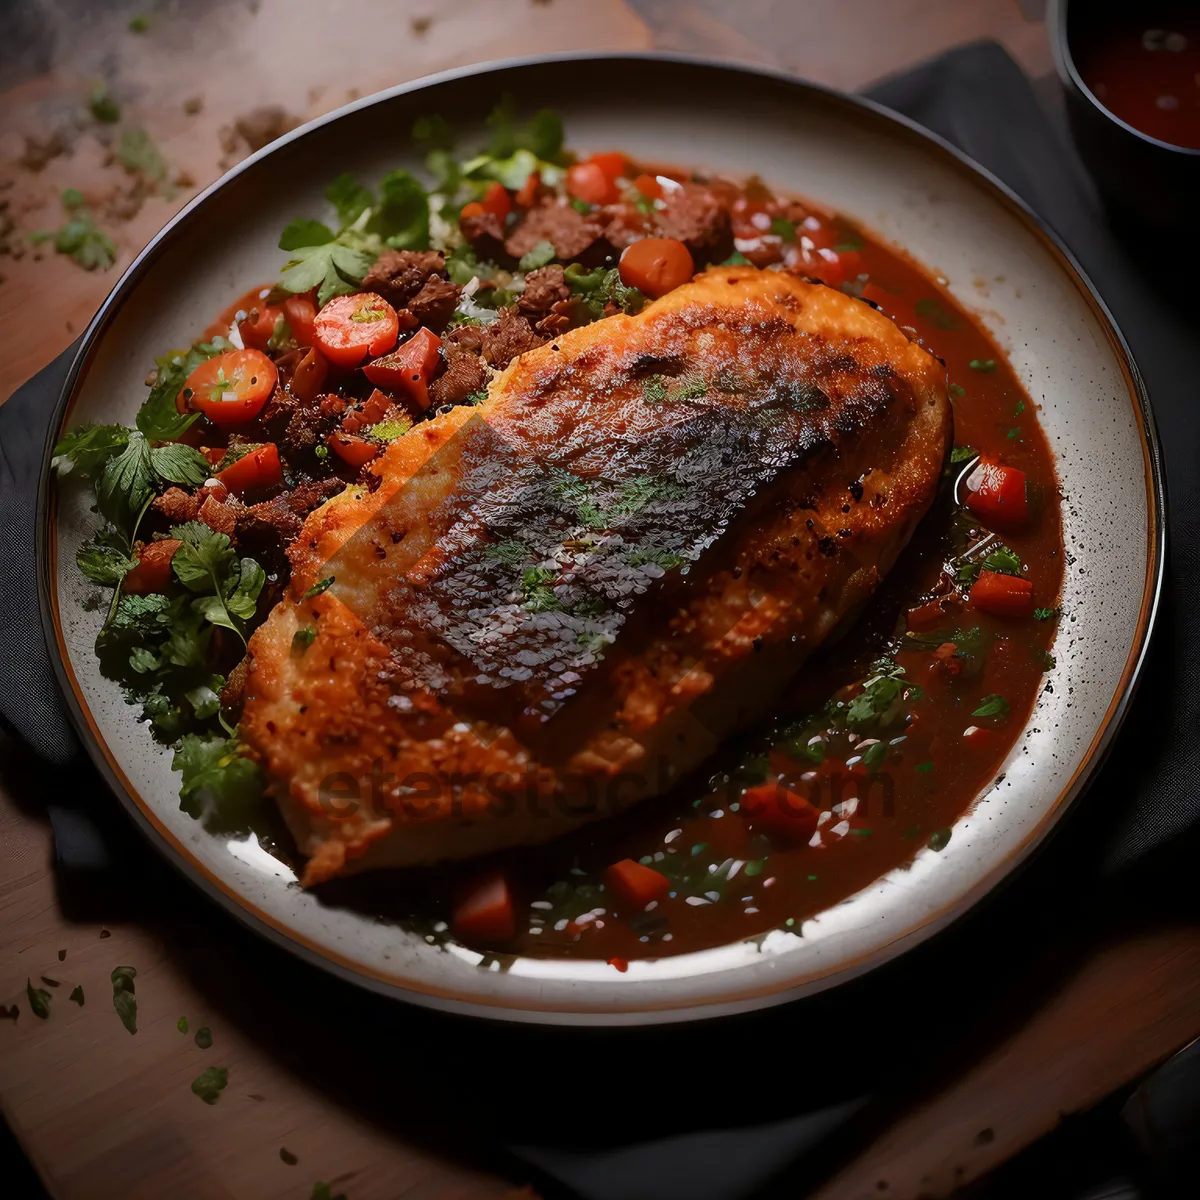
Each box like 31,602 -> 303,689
2,40 -> 1198,1200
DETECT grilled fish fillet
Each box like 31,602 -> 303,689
240,267 -> 951,884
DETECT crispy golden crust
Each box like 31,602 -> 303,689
241,268 -> 951,883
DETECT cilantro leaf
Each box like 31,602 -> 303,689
137,338 -> 231,442
969,358 -> 997,373
367,169 -> 430,250
278,218 -> 335,251
77,530 -> 138,586
194,1026 -> 213,1049
173,733 -> 264,828
972,694 -> 1010,719
463,146 -> 543,190
191,1066 -> 228,1105
70,985 -> 84,1006
279,242 -> 372,307
89,84 -> 120,124
950,445 -> 977,463
170,522 -> 265,644
50,204 -> 118,271
52,423 -> 130,476
326,172 -> 374,226
563,264 -> 643,316
411,113 -> 455,152
979,543 -> 1022,576
518,240 -> 556,272
1034,606 -> 1059,621
98,432 -> 155,530
721,251 -> 750,266
150,442 -> 211,487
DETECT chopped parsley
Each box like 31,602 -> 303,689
950,445 -> 977,463
368,417 -> 412,442
70,985 -> 84,1006
721,251 -> 751,266
30,189 -> 117,272
972,694 -> 1010,719
929,828 -> 952,851
949,383 -> 966,398
191,1066 -> 228,1105
280,1148 -> 299,1166
518,240 -> 556,271
111,965 -> 137,1034
627,546 -> 684,570
117,127 -> 167,182
914,298 -> 962,330
26,979 -> 51,1020
174,733 -> 264,828
177,1015 -> 188,1033
1033,606 -> 1059,621
136,337 -> 232,441
89,83 -> 120,124
170,521 -> 266,647
564,263 -> 644,316
769,216 -> 796,241
1014,399 -> 1026,416
520,567 -> 560,611
969,358 -> 997,373
302,576 -> 335,599
194,1026 -> 213,1049
292,627 -> 317,652
915,761 -> 934,773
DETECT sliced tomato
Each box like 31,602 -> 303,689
215,443 -> 283,496
362,328 -> 442,410
481,180 -> 512,218
969,570 -> 1035,618
327,431 -> 381,469
283,294 -> 318,348
567,161 -> 619,206
963,457 -> 1030,529
740,779 -> 820,844
605,859 -> 670,910
451,872 -> 515,945
181,349 -> 278,427
632,173 -> 664,201
124,539 -> 181,596
459,201 -> 485,221
203,283 -> 275,341
312,292 -> 400,368
236,302 -> 283,351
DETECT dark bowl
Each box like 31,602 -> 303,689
1049,0 -> 1200,234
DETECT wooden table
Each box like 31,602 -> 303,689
2,2 -> 1198,1197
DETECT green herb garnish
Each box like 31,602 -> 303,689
191,1066 -> 228,1105
194,1026 -> 213,1049
950,445 -> 976,463
26,979 -> 51,1019
111,965 -> 137,1034
969,358 -> 997,373
302,576 -> 335,599
972,694 -> 1010,719
914,298 -> 962,330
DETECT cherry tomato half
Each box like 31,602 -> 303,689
181,349 -> 278,427
312,292 -> 400,369
633,173 -> 664,201
567,161 -> 619,206
480,181 -> 512,218
362,328 -> 443,411
587,152 -> 628,181
618,237 -> 694,298
283,294 -> 318,348
236,303 -> 282,351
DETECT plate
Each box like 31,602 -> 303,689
37,54 -> 1164,1024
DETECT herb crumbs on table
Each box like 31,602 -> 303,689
2,1004 -> 19,1020
191,1066 -> 228,1105
280,1148 -> 299,1165
111,965 -> 137,1034
69,986 -> 84,1006
177,1015 -> 188,1033
194,1026 -> 213,1049
26,979 -> 51,1019
57,949 -> 66,961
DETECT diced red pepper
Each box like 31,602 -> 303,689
283,294 -> 318,348
969,570 -> 1034,618
459,201 -> 485,221
215,443 -> 283,496
633,173 -> 664,201
515,171 -> 541,209
607,957 -> 629,973
588,152 -> 628,181
123,539 -> 181,596
451,872 -> 515,945
327,431 -> 381,468
362,328 -> 442,411
480,180 -> 511,218
341,388 -> 393,436
740,779 -> 820,844
605,859 -> 670,909
964,457 -> 1031,529
236,302 -> 282,351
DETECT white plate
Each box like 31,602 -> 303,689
38,54 -> 1164,1024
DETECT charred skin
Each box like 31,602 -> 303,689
240,267 -> 952,884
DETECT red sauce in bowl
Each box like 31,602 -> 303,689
1077,17 -> 1200,149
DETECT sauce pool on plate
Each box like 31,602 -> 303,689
1077,15 -> 1200,148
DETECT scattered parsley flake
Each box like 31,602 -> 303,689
194,1026 -> 213,1050
518,240 -> 556,271
949,382 -> 966,398
26,979 -> 51,1019
929,828 -> 952,851
177,1015 -> 188,1033
1034,606 -> 1059,621
280,1148 -> 299,1166
111,965 -> 137,1034
303,576 -> 335,599
915,761 -> 934,773
191,1066 -> 228,1105
70,986 -> 84,1006
721,251 -> 750,266
89,84 -> 120,124
950,445 -> 976,463
969,358 -> 997,373
118,128 -> 167,182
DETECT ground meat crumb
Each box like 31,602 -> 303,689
481,310 -> 545,369
655,183 -> 733,263
517,265 -> 571,316
505,200 -> 607,262
153,487 -> 202,524
459,211 -> 509,264
361,249 -> 447,309
408,275 -> 461,331
429,347 -> 489,408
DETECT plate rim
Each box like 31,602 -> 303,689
35,50 -> 1167,1025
